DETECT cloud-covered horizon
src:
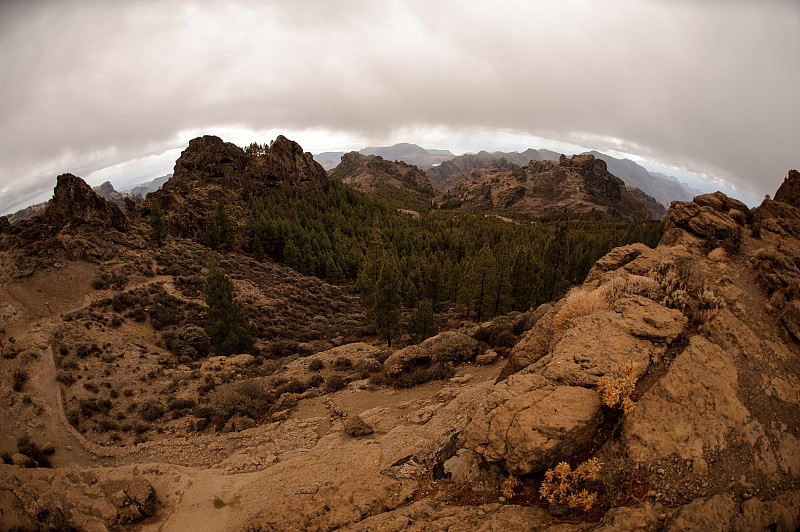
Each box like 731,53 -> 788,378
1,0 -> 798,214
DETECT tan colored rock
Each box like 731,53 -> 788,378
586,243 -> 653,283
543,295 -> 685,387
228,353 -> 255,367
700,310 -> 764,360
666,494 -> 735,531
732,490 -> 800,532
594,503 -> 661,531
464,373 -> 601,475
475,350 -> 499,366
622,336 -> 758,461
11,453 -> 35,468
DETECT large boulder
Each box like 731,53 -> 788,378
542,296 -> 685,387
664,200 -> 742,242
463,373 -> 602,475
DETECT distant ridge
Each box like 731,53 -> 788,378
446,153 -> 654,221
583,151 -> 699,207
314,143 -> 454,171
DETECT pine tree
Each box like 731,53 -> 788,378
204,256 -> 257,356
408,299 -> 437,344
356,227 -> 384,312
374,254 -> 402,347
149,201 -> 167,247
203,202 -> 235,250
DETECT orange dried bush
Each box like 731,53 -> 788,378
539,459 -> 601,511
596,361 -> 637,413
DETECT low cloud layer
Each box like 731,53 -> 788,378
1,0 -> 798,213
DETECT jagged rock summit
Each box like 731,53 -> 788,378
149,134 -> 327,238
450,153 -> 655,220
42,173 -> 128,231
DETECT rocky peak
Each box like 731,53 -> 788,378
41,173 -> 128,231
256,135 -> 328,189
93,181 -> 117,197
92,180 -> 128,209
167,135 -> 265,195
773,169 -> 800,208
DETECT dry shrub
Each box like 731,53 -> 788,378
428,334 -> 479,364
501,476 -> 521,499
596,361 -> 637,413
539,459 -> 602,511
707,247 -> 728,263
210,379 -> 271,420
550,288 -> 609,346
600,274 -> 662,302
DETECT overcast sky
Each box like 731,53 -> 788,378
1,0 -> 798,214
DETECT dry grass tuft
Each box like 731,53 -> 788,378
550,288 -> 609,346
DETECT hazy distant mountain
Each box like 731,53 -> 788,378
626,186 -> 668,219
313,144 -> 454,171
6,201 -> 48,224
359,143 -> 454,169
314,152 -> 346,170
92,181 -> 128,208
583,151 -> 699,207
426,152 -> 518,192
121,174 -> 171,198
493,148 -> 562,166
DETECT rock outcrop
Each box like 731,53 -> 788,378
448,154 -> 655,220
41,173 -> 129,231
330,151 -> 435,199
148,134 -> 327,238
627,185 -> 668,219
773,169 -> 800,207
455,180 -> 800,528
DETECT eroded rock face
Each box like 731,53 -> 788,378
41,173 -> 129,231
542,296 -> 685,386
463,373 -> 601,475
621,336 -> 758,461
450,153 -> 654,220
147,134 -> 327,239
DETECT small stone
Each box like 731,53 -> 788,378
11,453 -> 35,468
475,350 -> 499,366
344,415 -> 374,437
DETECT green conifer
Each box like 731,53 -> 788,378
374,254 -> 402,347
408,299 -> 437,343
204,256 -> 257,356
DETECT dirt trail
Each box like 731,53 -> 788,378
2,268 -> 182,467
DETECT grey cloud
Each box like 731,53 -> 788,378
1,0 -> 798,214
